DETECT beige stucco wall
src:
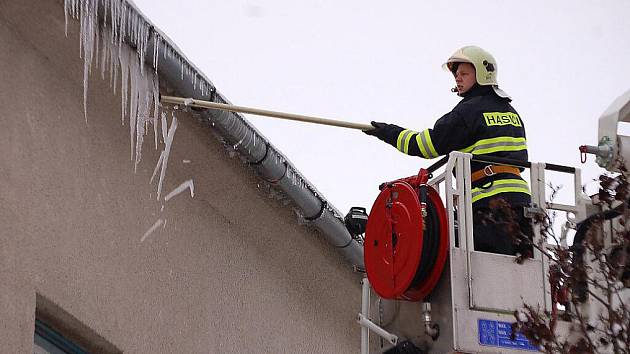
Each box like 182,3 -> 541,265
0,0 -> 361,352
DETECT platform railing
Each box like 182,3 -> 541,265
426,152 -> 584,315
358,152 -> 585,353
426,152 -> 583,251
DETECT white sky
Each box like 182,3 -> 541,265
133,0 -> 630,216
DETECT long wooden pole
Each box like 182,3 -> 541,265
160,95 -> 374,131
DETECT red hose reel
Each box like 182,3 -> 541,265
364,168 -> 449,301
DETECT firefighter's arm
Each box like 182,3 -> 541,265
364,120 -> 441,159
364,111 -> 472,159
364,121 -> 405,146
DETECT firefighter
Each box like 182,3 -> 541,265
365,45 -> 532,256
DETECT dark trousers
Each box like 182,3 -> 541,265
472,205 -> 534,256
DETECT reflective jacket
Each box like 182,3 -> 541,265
374,84 -> 530,208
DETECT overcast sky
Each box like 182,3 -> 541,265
133,0 -> 630,216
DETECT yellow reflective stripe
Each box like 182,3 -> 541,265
461,136 -> 527,152
473,144 -> 528,155
396,130 -> 410,151
415,134 -> 429,158
472,186 -> 531,203
423,130 -> 439,158
414,129 -> 438,159
460,136 -> 527,155
472,179 -> 530,189
471,179 -> 531,203
397,129 -> 438,158
402,131 -> 414,154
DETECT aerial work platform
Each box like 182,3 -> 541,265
358,151 -> 585,354
357,89 -> 630,354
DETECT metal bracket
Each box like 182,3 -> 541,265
595,136 -> 614,168
359,278 -> 399,354
353,265 -> 366,273
357,313 -> 399,346
524,204 -> 546,218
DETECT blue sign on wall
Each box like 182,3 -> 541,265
478,319 -> 539,352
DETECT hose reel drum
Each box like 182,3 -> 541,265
364,169 -> 449,301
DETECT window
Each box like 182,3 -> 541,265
34,319 -> 88,354
34,294 -> 121,354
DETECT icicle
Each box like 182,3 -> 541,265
78,0 -> 99,122
152,34 -> 160,72
109,0 -> 117,44
152,75 -> 159,149
101,0 -> 109,30
100,29 -> 107,80
119,48 -> 129,124
67,0 -> 162,168
128,51 -> 138,161
64,0 -> 69,36
133,12 -> 150,76
134,83 -> 149,170
164,180 -> 194,201
63,1 -> 290,227
78,3 -> 83,57
110,36 -> 119,94
111,0 -> 119,45
136,68 -> 158,168
117,0 -> 126,53
93,0 -> 99,36
93,19 -> 100,72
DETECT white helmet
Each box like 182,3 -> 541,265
443,45 -> 510,98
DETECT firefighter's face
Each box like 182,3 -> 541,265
454,63 -> 476,95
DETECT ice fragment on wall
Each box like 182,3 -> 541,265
140,218 -> 164,243
164,180 -> 194,201
154,116 -> 178,201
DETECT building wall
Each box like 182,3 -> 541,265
0,0 -> 361,352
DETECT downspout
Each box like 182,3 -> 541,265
125,3 -> 364,268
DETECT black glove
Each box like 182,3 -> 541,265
363,121 -> 389,139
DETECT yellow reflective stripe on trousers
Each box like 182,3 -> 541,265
471,179 -> 531,203
460,136 -> 527,155
397,129 -> 418,154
